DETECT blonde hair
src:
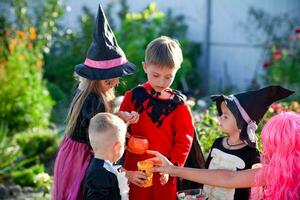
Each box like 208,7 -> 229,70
88,112 -> 127,151
65,76 -> 115,136
145,36 -> 183,68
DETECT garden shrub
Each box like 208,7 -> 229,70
12,164 -> 45,187
262,30 -> 300,100
245,8 -> 300,100
0,123 -> 20,183
192,104 -> 224,157
0,29 -> 54,134
0,0 -> 64,133
15,129 -> 59,171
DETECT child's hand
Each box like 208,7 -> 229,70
126,170 -> 147,187
126,132 -> 131,138
146,150 -> 176,176
117,111 -> 139,124
159,173 -> 169,185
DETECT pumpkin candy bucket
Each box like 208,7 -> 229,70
127,135 -> 149,155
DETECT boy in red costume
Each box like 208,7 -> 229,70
120,36 -> 194,200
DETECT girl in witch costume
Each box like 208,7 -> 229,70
52,4 -> 139,200
119,36 -> 197,200
203,85 -> 294,200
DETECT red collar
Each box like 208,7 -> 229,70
142,82 -> 172,92
141,82 -> 173,98
141,82 -> 153,91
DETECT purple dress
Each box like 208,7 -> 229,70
52,93 -> 105,200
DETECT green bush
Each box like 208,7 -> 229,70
245,8 -> 300,100
262,38 -> 300,100
46,82 -> 70,123
0,0 -> 64,133
193,105 -> 224,157
47,81 -> 68,104
15,129 -> 59,170
0,127 -> 58,187
0,34 -> 54,133
255,100 -> 300,150
34,172 -> 53,197
12,164 -> 45,187
0,123 -> 21,183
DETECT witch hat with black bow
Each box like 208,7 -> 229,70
211,85 -> 294,148
75,4 -> 137,80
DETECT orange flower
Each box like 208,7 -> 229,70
0,61 -> 7,68
28,42 -> 33,49
11,38 -> 18,45
29,33 -> 36,40
18,31 -> 27,39
29,27 -> 37,40
36,59 -> 43,68
8,44 -> 14,52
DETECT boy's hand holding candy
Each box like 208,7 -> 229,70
117,111 -> 139,124
159,173 -> 169,185
126,170 -> 147,188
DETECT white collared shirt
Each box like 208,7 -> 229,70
103,160 -> 129,200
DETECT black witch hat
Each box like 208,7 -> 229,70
211,85 -> 294,148
75,4 -> 137,80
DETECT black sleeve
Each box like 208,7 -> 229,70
249,148 -> 261,167
81,94 -> 105,144
81,94 -> 106,123
84,170 -> 115,200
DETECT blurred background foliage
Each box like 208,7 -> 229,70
0,0 -> 299,197
0,0 -> 62,195
245,7 -> 300,99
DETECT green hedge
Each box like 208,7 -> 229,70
15,129 -> 59,171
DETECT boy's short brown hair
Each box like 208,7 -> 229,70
145,36 -> 183,68
88,113 -> 127,151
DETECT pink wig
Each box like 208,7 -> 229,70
252,112 -> 300,200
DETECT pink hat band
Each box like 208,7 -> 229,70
84,57 -> 128,69
230,95 -> 258,143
